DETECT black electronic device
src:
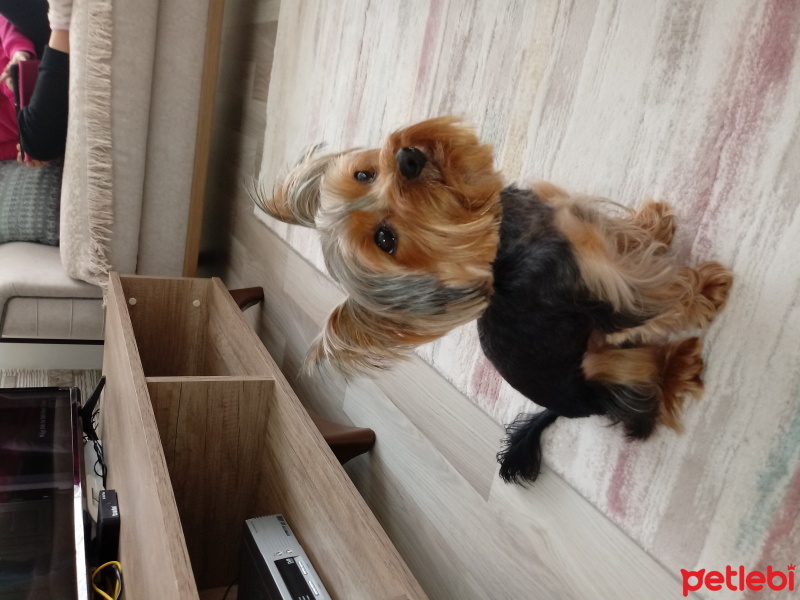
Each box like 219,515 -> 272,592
0,386 -> 90,599
93,489 -> 120,565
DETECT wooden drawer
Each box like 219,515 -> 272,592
101,273 -> 426,599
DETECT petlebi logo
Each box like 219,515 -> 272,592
681,564 -> 796,596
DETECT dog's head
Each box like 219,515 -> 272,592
254,117 -> 503,373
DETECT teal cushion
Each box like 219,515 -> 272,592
0,158 -> 63,246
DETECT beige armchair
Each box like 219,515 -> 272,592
0,0 -> 219,341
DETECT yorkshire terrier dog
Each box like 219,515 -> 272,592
253,117 -> 733,484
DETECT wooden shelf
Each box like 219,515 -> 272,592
101,273 -> 427,599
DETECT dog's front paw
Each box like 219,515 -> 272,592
697,262 -> 733,313
635,200 -> 675,249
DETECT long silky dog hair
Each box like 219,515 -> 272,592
252,117 -> 732,483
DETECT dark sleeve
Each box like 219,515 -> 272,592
17,45 -> 70,162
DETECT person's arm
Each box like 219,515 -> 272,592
17,42 -> 69,162
0,15 -> 36,90
14,1 -> 73,164
0,14 -> 36,58
47,28 -> 68,54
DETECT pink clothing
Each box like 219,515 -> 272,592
1,15 -> 36,160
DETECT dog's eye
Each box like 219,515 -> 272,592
374,224 -> 397,254
355,170 -> 376,184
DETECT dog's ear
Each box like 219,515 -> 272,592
305,298 -> 438,375
251,148 -> 342,228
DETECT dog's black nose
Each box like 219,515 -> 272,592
396,147 -> 427,180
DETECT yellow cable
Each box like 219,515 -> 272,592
91,561 -> 123,600
91,584 -> 113,600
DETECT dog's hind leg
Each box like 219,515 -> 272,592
582,338 -> 704,438
582,344 -> 663,438
658,337 -> 704,431
497,338 -> 704,484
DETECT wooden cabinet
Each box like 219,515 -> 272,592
101,273 -> 426,599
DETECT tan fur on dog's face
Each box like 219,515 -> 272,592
319,117 -> 502,287
253,117 -> 504,372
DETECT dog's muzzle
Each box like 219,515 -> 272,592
396,147 -> 427,180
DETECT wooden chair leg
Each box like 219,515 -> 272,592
308,411 -> 376,465
228,286 -> 264,311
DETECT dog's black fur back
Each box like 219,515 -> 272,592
478,186 -> 654,483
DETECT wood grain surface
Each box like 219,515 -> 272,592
101,273 -> 427,599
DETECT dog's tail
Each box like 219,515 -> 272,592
497,409 -> 560,484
